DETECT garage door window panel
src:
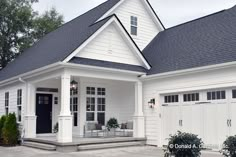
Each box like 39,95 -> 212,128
183,93 -> 199,102
164,95 -> 179,103
207,91 -> 226,100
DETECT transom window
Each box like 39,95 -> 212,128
164,95 -> 179,103
17,89 -> 22,122
183,93 -> 199,102
130,16 -> 138,35
5,92 -> 9,115
70,87 -> 79,127
86,87 -> 106,125
207,91 -> 226,100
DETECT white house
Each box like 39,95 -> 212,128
0,0 -> 236,150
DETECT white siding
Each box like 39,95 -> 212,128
112,0 -> 160,50
76,23 -> 143,66
0,83 -> 26,123
143,65 -> 236,146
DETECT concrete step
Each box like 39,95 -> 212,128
78,141 -> 145,151
22,141 -> 56,151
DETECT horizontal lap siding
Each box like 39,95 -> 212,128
77,24 -> 142,66
113,0 -> 160,50
0,84 -> 26,123
143,66 -> 236,146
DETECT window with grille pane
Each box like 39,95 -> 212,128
86,87 -> 106,125
207,91 -> 226,100
183,93 -> 200,102
5,92 -> 9,115
70,87 -> 79,126
164,95 -> 179,103
130,16 -> 138,35
17,89 -> 22,122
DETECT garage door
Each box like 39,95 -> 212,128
162,89 -> 235,149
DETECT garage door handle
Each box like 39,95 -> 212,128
230,120 -> 232,127
227,120 -> 230,127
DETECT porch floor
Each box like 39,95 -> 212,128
23,135 -> 146,152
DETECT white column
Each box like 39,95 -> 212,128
24,83 -> 37,138
133,81 -> 145,138
58,71 -> 73,143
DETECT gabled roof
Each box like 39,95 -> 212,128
143,6 -> 236,75
0,0 -> 120,82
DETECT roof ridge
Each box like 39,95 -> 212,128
165,9 -> 226,31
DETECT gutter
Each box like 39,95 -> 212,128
140,61 -> 236,81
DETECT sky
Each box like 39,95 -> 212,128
33,0 -> 236,28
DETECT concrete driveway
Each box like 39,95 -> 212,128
0,146 -> 223,157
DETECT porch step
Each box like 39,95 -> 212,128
78,141 -> 145,151
22,141 -> 56,151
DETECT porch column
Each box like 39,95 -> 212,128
24,83 -> 37,138
58,71 -> 73,143
133,81 -> 145,138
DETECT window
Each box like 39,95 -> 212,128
86,87 -> 106,125
70,87 -> 78,126
183,93 -> 199,102
130,16 -> 138,35
5,92 -> 9,115
207,91 -> 226,100
164,95 -> 179,103
232,90 -> 236,98
17,89 -> 22,122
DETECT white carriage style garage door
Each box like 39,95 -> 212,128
162,88 -> 236,150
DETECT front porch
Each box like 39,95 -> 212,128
23,67 -> 145,148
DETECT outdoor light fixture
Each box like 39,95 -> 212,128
70,79 -> 78,91
148,98 -> 156,108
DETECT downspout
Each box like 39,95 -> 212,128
18,77 -> 26,142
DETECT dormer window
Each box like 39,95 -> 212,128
130,16 -> 138,36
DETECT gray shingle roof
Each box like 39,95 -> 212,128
143,6 -> 236,75
69,57 -> 146,73
0,0 -> 120,81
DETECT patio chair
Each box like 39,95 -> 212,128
118,121 -> 133,137
84,122 -> 106,137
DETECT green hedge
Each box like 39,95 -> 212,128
0,115 -> 6,140
1,113 -> 19,146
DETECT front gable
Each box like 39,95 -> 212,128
99,0 -> 164,50
65,16 -> 150,70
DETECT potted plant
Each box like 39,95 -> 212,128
53,122 -> 59,134
165,131 -> 203,157
222,136 -> 236,157
106,118 -> 119,136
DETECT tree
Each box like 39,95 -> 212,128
0,115 -> 7,140
0,0 -> 64,69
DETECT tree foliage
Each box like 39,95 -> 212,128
0,0 -> 64,69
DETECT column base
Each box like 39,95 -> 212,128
58,115 -> 73,143
133,115 -> 145,138
24,115 -> 37,138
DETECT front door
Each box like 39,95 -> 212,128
36,94 -> 52,134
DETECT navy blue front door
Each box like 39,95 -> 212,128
36,94 -> 52,134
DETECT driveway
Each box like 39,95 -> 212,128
0,146 -> 223,157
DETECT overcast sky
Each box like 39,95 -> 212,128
33,0 -> 236,28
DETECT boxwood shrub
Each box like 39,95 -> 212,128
165,131 -> 203,157
0,115 -> 7,141
222,136 -> 236,157
2,113 -> 19,146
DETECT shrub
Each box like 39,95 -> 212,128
106,118 -> 119,131
2,113 -> 19,146
165,131 -> 203,157
222,136 -> 236,157
0,115 -> 7,140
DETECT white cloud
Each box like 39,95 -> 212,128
33,0 -> 236,28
